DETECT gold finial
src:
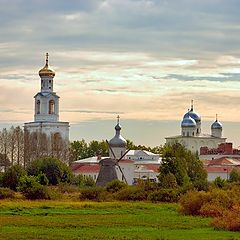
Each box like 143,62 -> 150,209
191,99 -> 194,111
39,52 -> 55,78
117,115 -> 120,124
216,114 -> 218,121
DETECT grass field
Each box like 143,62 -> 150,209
1,200 -> 240,240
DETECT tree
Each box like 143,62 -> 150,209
27,157 -> 73,185
2,165 -> 26,190
229,168 -> 240,183
0,153 -> 10,171
69,139 -> 88,162
158,143 -> 207,187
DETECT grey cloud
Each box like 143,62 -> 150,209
61,109 -> 124,114
162,73 -> 240,82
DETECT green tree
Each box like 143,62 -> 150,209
27,157 -> 73,185
2,164 -> 26,190
158,143 -> 207,187
229,168 -> 240,183
69,139 -> 88,162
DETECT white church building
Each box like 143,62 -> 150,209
165,101 -> 226,154
24,53 -> 69,161
72,118 -> 161,185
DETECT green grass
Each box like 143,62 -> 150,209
0,200 -> 240,240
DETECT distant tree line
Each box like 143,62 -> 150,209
69,139 -> 163,162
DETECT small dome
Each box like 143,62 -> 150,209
211,120 -> 222,129
181,113 -> 196,127
39,53 -> 55,78
109,121 -> 127,148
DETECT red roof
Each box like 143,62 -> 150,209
119,159 -> 135,164
142,164 -> 160,172
73,164 -> 100,173
204,166 -> 234,173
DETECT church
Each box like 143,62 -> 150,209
24,53 -> 69,163
165,101 -> 226,154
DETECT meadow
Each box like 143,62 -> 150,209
1,200 -> 240,240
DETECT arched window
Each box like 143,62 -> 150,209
49,100 -> 55,114
36,100 -> 40,114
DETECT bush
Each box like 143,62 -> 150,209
27,157 -> 73,185
37,172 -> 49,186
106,180 -> 127,193
18,175 -> 50,200
114,186 -> 147,201
80,187 -> 106,201
2,165 -> 26,190
159,173 -> 178,189
0,172 -> 4,187
0,187 -> 15,199
72,174 -> 95,188
229,168 -> 240,183
213,176 -> 226,188
148,189 -> 179,203
212,205 -> 240,231
179,190 -> 211,215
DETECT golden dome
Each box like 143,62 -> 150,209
39,53 -> 55,78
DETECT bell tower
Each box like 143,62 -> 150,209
34,53 -> 59,122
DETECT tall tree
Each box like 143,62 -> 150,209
158,143 -> 207,187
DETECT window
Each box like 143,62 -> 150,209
49,100 -> 55,114
36,100 -> 40,114
192,132 -> 194,136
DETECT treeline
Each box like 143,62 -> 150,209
0,126 -> 24,169
69,139 -> 163,162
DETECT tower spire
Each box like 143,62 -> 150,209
216,113 -> 218,121
45,52 -> 49,66
191,99 -> 194,111
117,115 -> 120,124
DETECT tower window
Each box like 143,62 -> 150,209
36,100 -> 40,114
49,100 -> 55,114
49,80 -> 51,83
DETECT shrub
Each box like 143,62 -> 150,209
148,189 -> 179,203
106,180 -> 127,193
192,179 -> 209,191
27,157 -> 73,185
0,172 -> 4,187
212,205 -> 240,231
80,187 -> 106,201
179,190 -> 211,215
159,173 -> 178,189
229,168 -> 240,183
114,186 -> 147,201
37,172 -> 49,186
0,187 -> 15,199
2,165 -> 26,190
213,176 -> 226,188
72,174 -> 95,188
18,175 -> 50,200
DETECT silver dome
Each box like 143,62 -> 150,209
109,123 -> 127,147
183,110 -> 201,122
181,114 -> 196,127
211,120 -> 222,129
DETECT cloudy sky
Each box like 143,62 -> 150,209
1,0 -> 240,146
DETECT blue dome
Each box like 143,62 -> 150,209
181,114 -> 196,127
211,120 -> 222,129
183,110 -> 201,122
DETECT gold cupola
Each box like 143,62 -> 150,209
39,53 -> 55,78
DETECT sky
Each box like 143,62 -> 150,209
1,0 -> 240,146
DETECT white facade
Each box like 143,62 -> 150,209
24,53 -> 69,158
